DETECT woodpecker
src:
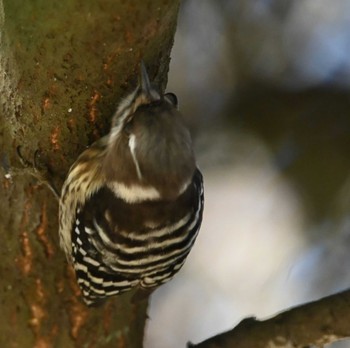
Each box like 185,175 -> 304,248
58,62 -> 204,306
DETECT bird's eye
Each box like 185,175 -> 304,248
123,119 -> 133,135
164,93 -> 178,108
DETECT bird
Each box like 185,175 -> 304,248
58,62 -> 204,306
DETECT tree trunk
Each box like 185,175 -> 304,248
0,1 -> 180,346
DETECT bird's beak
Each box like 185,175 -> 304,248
140,61 -> 160,101
140,61 -> 152,95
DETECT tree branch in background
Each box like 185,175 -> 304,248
189,289 -> 350,348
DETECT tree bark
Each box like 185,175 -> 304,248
0,1 -> 180,347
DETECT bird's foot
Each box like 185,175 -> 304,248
15,146 -> 60,200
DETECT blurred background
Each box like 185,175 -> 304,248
145,0 -> 350,347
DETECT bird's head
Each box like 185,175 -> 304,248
104,62 -> 196,200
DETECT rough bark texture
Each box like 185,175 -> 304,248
0,1 -> 180,347
190,289 -> 350,348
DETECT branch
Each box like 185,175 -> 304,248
189,289 -> 350,348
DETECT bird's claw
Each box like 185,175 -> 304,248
16,146 -> 60,200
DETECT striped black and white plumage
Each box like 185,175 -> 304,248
59,63 -> 204,306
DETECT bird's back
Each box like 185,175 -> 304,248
70,169 -> 203,305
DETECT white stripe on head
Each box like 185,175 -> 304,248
128,134 -> 142,180
108,87 -> 139,145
